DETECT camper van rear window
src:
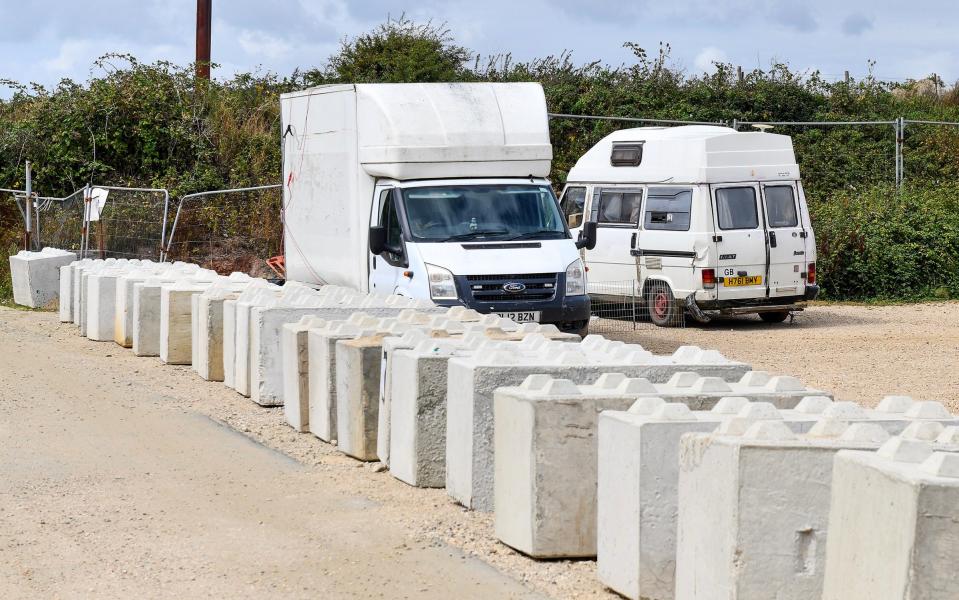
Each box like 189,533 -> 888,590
610,143 -> 643,167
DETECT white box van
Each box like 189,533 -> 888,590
561,125 -> 818,326
280,83 -> 596,334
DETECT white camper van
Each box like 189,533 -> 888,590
562,125 -> 818,326
280,83 -> 596,334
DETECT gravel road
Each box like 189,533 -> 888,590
1,302 -> 956,598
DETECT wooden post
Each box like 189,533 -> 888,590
196,0 -> 212,79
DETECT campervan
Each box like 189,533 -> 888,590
561,125 -> 818,326
280,83 -> 595,334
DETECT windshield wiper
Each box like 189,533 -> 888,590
506,230 -> 566,241
435,229 -> 510,242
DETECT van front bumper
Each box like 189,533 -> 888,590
435,293 -> 591,333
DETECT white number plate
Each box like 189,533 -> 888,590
496,311 -> 541,323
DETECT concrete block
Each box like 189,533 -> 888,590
494,377 -> 640,558
9,247 -> 77,308
114,266 -> 164,347
307,319 -> 382,442
86,267 -> 123,341
377,329 -> 435,466
221,281 -> 277,387
58,263 -> 75,321
233,287 -> 287,396
132,277 -> 176,356
445,342 -> 750,511
389,339 -> 469,486
160,281 -> 212,364
281,315 -> 327,432
334,335 -> 387,460
822,442 -> 959,600
674,421 -> 892,600
71,259 -> 94,326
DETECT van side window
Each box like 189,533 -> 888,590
379,191 -> 404,263
764,186 -> 799,228
716,187 -> 759,230
644,187 -> 692,231
560,186 -> 587,228
591,189 -> 642,226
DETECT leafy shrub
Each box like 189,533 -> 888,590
812,184 -> 959,300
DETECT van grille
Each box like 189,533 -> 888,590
460,273 -> 559,303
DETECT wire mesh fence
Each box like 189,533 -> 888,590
35,193 -> 85,254
586,279 -> 686,333
83,187 -> 168,261
163,185 -> 282,276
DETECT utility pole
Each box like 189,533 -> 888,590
196,0 -> 212,79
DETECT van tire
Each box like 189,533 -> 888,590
646,281 -> 682,327
759,310 -> 790,323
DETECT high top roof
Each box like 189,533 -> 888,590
566,125 -> 800,184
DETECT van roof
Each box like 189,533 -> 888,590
566,125 -> 801,184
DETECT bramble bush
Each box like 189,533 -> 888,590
1,16 -> 958,300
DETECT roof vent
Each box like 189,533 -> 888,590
610,142 -> 643,167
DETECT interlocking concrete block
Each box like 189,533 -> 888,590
9,247 -> 77,308
674,421 -> 892,600
307,319 -> 382,442
445,341 -> 750,511
232,286 -> 286,396
114,265 -> 164,347
132,276 -> 178,356
281,315 -> 327,432
58,263 -> 76,321
389,339 -> 470,486
377,328 -> 437,466
160,280 -> 213,364
598,405 -> 728,599
334,334 -> 392,460
822,442 -> 959,600
494,377 -> 642,558
191,273 -> 252,377
86,267 -> 124,341
222,280 -> 277,387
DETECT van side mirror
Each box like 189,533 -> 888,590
576,221 -> 597,250
369,226 -> 386,255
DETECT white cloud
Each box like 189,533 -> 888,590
237,30 -> 294,61
694,47 -> 728,72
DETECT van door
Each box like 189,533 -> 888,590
583,187 -> 643,285
369,187 -> 404,294
761,183 -> 806,298
712,184 -> 768,300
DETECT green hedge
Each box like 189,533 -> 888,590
812,184 -> 959,300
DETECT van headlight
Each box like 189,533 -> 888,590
565,259 -> 586,296
425,263 -> 458,300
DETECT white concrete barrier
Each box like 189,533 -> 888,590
822,439 -> 959,600
9,247 -> 77,309
445,340 -> 751,511
674,421 -> 893,600
159,279 -> 215,365
281,315 -> 327,432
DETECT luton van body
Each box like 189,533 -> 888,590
561,125 -> 818,326
280,83 -> 595,334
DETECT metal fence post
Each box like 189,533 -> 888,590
899,117 -> 906,188
24,161 -> 32,251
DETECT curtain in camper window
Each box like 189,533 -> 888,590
592,190 -> 642,225
764,186 -> 799,228
716,187 -> 759,230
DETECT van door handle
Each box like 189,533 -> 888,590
769,231 -> 777,248
630,232 -> 637,249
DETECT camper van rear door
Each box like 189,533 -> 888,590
761,183 -> 806,298
712,184 -> 769,300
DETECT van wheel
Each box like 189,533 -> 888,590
646,281 -> 682,327
759,310 -> 790,323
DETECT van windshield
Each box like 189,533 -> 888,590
400,184 -> 568,242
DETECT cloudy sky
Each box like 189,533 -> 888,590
0,0 -> 955,91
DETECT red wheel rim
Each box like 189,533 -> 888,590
653,291 -> 668,318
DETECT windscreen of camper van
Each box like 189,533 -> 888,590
400,185 -> 568,242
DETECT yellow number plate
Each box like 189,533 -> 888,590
722,275 -> 763,287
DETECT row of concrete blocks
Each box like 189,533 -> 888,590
9,247 -> 77,308
488,375 -> 959,600
274,310 -> 787,514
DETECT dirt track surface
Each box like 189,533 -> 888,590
1,302 -> 957,599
